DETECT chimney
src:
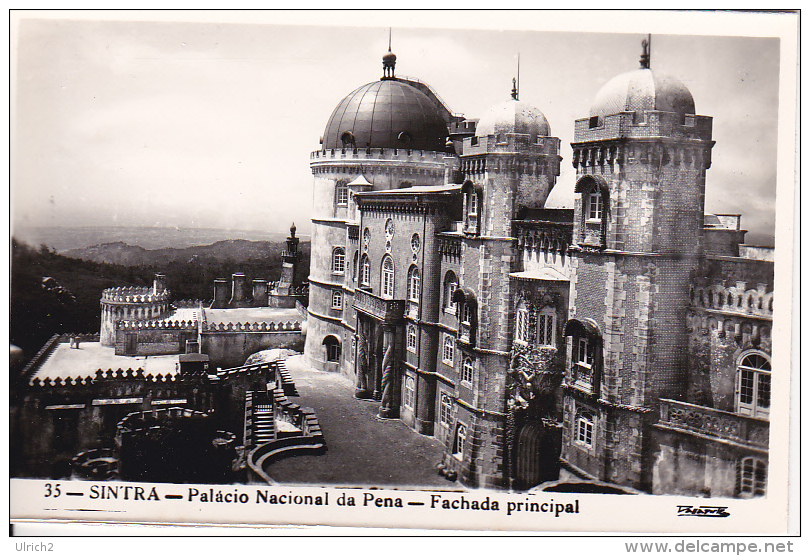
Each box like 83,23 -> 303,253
230,273 -> 248,308
252,279 -> 268,307
210,278 -> 229,309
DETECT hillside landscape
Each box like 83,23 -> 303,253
10,237 -> 310,362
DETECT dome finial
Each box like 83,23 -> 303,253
640,34 -> 651,69
511,77 -> 518,100
382,28 -> 397,79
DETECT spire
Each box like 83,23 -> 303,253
511,77 -> 518,100
640,34 -> 651,69
382,28 -> 397,79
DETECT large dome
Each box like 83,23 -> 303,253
476,98 -> 551,139
321,79 -> 449,152
590,68 -> 695,121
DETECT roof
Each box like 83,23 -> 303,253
476,98 -> 551,139
354,184 -> 461,198
322,78 -> 449,152
32,342 -> 180,383
510,268 -> 570,282
590,68 -> 695,121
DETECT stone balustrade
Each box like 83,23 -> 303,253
353,288 -> 405,324
690,282 -> 773,319
657,398 -> 769,450
101,286 -> 170,304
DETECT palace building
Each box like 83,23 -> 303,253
303,38 -> 774,497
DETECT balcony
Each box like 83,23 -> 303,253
657,399 -> 769,450
353,288 -> 405,324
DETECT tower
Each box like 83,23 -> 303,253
304,43 -> 454,373
561,37 -> 715,490
440,81 -> 562,487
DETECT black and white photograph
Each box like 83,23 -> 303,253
8,10 -> 798,537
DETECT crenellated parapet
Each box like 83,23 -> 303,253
118,320 -> 199,331
573,111 -> 713,144
200,320 -> 302,333
516,221 -> 573,255
173,299 -> 208,308
28,367 -> 218,388
101,286 -> 171,304
689,282 -> 773,320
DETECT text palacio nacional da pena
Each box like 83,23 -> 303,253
303,37 -> 773,496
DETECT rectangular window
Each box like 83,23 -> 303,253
403,377 -> 415,411
576,412 -> 594,448
538,312 -> 556,346
587,192 -> 603,221
407,325 -> 417,352
515,309 -> 529,344
442,334 -> 455,365
331,289 -> 343,310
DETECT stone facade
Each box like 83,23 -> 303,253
304,44 -> 774,497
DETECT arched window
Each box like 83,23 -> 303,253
538,306 -> 556,346
442,334 -> 455,365
324,336 -> 341,363
407,265 -> 420,302
407,324 -> 417,352
331,289 -> 343,310
403,376 -> 416,411
443,271 -> 458,314
381,255 -> 395,299
737,352 -> 771,419
575,409 -> 595,448
360,254 -> 371,287
737,456 -> 767,498
575,176 -> 608,247
335,179 -> 349,206
515,300 -> 530,344
439,392 -> 453,428
454,423 -> 467,459
461,357 -> 474,385
332,247 -> 345,274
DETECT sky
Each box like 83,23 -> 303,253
11,11 -> 792,245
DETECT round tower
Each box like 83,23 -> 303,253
304,44 -> 453,373
100,274 -> 171,346
562,36 -> 715,491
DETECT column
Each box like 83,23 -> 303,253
355,316 -> 372,399
378,324 -> 400,419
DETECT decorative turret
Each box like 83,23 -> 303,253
382,29 -> 396,79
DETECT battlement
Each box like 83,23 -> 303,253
462,134 -> 561,157
28,367 -> 214,388
101,287 -> 170,304
690,282 -> 773,319
118,319 -> 198,331
573,111 -> 713,143
200,320 -> 302,333
310,147 -> 446,165
173,299 -> 209,308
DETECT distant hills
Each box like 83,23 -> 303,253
12,226 -> 304,252
64,239 -> 291,267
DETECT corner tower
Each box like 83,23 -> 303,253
439,82 -> 562,488
561,37 -> 715,490
304,44 -> 455,373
